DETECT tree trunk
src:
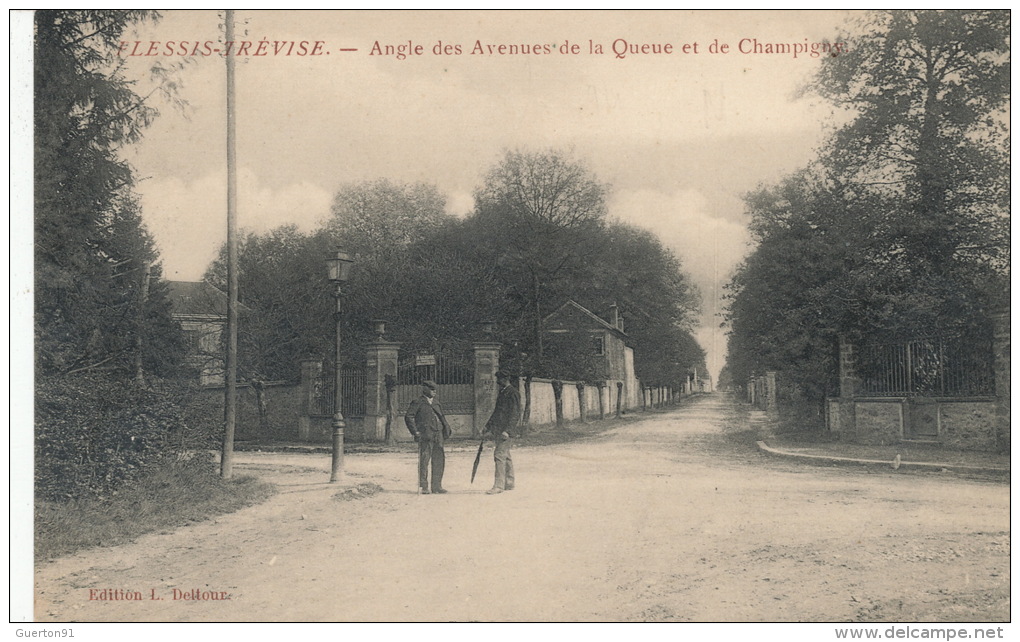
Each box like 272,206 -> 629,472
597,382 -> 606,420
552,379 -> 564,429
252,378 -> 269,437
133,263 -> 150,384
522,374 -> 532,434
615,381 -> 623,418
531,270 -> 544,359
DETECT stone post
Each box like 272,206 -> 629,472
473,341 -> 501,438
837,336 -> 859,441
838,336 -> 859,399
298,359 -> 322,441
363,341 -> 400,442
765,371 -> 779,422
991,309 -> 1010,452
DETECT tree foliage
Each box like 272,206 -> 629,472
473,149 -> 610,359
35,10 -> 185,378
325,179 -> 450,252
210,153 -> 702,389
725,10 -> 1009,398
815,9 -> 1010,326
206,180 -> 508,378
34,10 -> 195,502
205,226 -> 333,381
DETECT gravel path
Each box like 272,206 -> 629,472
35,395 -> 1010,622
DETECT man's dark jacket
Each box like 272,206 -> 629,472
405,396 -> 451,441
486,383 -> 522,438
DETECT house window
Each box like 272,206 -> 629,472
593,335 -> 605,356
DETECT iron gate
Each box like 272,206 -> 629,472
311,363 -> 366,418
396,347 -> 475,414
857,335 -> 994,398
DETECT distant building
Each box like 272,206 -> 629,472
543,300 -> 640,406
167,281 -> 229,386
690,367 -> 713,393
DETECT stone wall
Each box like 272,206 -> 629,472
190,382 -> 306,441
853,400 -> 903,445
936,401 -> 999,452
830,397 -> 1000,451
300,414 -> 365,443
833,322 -> 1008,452
992,311 -> 1010,451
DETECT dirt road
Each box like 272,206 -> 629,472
35,395 -> 1010,622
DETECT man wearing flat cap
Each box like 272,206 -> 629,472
483,371 -> 522,494
404,380 -> 452,494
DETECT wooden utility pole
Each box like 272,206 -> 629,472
221,9 -> 238,479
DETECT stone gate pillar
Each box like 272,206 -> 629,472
298,359 -> 322,441
473,341 -> 501,438
363,340 -> 400,442
992,309 -> 1010,451
837,336 -> 859,441
838,336 -> 859,399
765,371 -> 778,421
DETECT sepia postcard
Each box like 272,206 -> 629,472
13,9 -> 1011,636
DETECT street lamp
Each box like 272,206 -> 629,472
326,249 -> 354,482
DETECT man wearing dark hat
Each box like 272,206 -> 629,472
404,380 -> 452,494
483,371 -> 522,494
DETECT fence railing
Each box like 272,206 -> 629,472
311,364 -> 367,417
857,336 -> 994,397
396,348 -> 475,414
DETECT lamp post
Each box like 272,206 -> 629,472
326,249 -> 354,482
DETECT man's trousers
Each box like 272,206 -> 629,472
418,437 -> 445,491
493,437 -> 514,490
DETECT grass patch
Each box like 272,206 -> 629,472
35,460 -> 276,562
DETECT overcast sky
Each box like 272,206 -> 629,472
111,10 -> 855,381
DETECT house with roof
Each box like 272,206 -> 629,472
167,281 -> 230,386
543,300 -> 640,408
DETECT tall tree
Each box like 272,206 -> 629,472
206,226 -> 333,382
324,179 -> 456,347
814,9 -> 1009,332
204,181 -> 462,380
569,222 -> 703,386
473,149 -> 609,360
725,10 -> 1009,400
325,179 -> 450,252
35,10 -> 183,377
724,171 -> 847,397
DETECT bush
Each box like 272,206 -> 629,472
35,374 -> 217,502
35,457 -> 275,561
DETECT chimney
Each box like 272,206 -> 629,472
609,303 -> 623,331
